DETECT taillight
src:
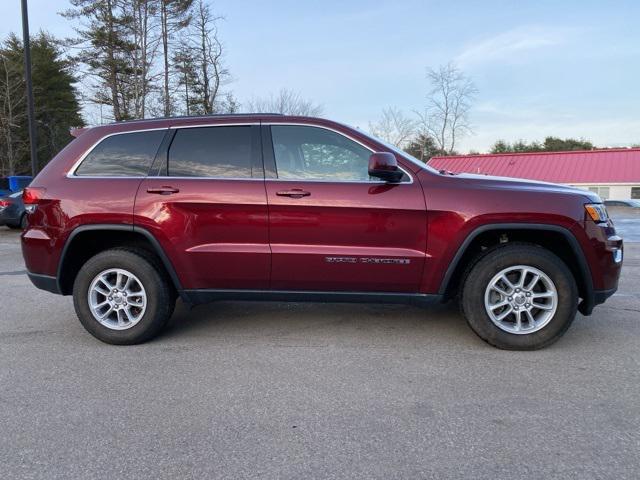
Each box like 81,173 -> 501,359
0,200 -> 9,210
22,187 -> 46,213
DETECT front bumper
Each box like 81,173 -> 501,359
594,287 -> 618,305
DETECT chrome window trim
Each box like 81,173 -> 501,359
152,176 -> 264,181
67,121 -> 413,184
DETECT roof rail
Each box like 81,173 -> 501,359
113,113 -> 284,124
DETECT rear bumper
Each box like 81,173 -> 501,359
0,211 -> 20,225
27,272 -> 62,295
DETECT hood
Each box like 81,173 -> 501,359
451,172 -> 601,202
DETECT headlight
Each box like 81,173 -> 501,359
585,203 -> 609,223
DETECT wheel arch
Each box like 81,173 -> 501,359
439,223 -> 595,315
57,224 -> 183,297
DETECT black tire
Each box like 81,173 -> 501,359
7,215 -> 25,230
73,248 -> 176,345
460,243 -> 578,350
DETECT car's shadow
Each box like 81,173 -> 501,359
161,298 -> 478,348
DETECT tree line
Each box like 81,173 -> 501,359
490,137 -> 594,154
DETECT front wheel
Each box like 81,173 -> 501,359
73,248 -> 176,344
461,244 -> 578,350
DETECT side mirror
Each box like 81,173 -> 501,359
368,152 -> 403,183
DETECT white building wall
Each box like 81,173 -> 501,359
609,185 -> 634,200
571,184 -> 638,200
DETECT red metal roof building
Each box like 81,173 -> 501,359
429,148 -> 640,201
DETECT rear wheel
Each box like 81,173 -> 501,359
73,248 -> 175,344
461,244 -> 578,350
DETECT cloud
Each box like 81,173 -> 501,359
456,25 -> 573,66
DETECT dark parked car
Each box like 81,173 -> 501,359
604,199 -> 640,208
0,190 -> 27,229
20,114 -> 623,349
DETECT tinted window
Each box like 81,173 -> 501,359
168,126 -> 253,178
271,126 -> 372,181
76,130 -> 165,177
632,187 -> 640,200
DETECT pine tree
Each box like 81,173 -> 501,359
62,0 -> 137,121
0,32 -> 83,175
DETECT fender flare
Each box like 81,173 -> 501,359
57,224 -> 183,295
438,223 -> 595,315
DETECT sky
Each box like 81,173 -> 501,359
3,0 -> 640,152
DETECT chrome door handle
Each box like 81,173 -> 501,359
276,189 -> 310,198
146,186 -> 180,195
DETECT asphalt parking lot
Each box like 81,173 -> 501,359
1,217 -> 639,479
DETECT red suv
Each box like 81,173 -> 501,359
21,115 -> 623,349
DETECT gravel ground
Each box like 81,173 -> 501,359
0,219 -> 638,479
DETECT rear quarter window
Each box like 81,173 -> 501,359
74,130 -> 166,177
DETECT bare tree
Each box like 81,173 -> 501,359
127,0 -> 161,118
0,55 -> 27,175
245,88 -> 323,116
173,0 -> 234,115
158,0 -> 192,116
191,0 -> 230,113
368,107 -> 416,147
416,63 -> 476,154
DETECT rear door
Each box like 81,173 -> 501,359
263,124 -> 427,292
135,124 -> 270,290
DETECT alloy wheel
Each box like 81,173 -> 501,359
484,265 -> 558,334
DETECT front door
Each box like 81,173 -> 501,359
135,124 -> 270,290
263,124 -> 427,292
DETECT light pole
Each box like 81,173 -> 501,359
21,0 -> 38,176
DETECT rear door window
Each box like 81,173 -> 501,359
75,130 -> 165,177
168,126 -> 254,178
